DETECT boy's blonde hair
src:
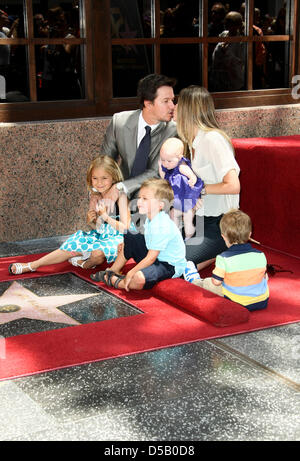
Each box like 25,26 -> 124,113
86,155 -> 123,192
220,209 -> 252,244
140,178 -> 174,204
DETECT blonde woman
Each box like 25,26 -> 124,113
8,155 -> 131,274
175,85 -> 240,274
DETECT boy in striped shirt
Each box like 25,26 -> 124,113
193,209 -> 269,311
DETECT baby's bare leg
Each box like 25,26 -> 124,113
170,207 -> 183,231
183,208 -> 196,240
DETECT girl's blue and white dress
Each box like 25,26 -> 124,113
60,195 -> 125,263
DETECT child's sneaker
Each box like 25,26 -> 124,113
184,261 -> 201,283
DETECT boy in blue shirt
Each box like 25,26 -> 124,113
91,178 -> 187,291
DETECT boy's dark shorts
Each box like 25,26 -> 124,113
141,260 -> 175,289
123,230 -> 175,289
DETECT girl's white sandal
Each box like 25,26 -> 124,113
8,262 -> 35,275
68,255 -> 96,269
68,256 -> 87,268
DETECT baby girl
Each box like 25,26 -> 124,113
159,137 -> 204,240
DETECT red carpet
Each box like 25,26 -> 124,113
0,247 -> 300,381
233,136 -> 300,258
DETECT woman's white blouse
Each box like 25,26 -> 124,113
192,129 -> 240,217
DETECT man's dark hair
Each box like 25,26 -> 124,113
137,74 -> 177,108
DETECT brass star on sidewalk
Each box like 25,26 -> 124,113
0,281 -> 100,326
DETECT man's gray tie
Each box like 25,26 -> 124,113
130,125 -> 151,177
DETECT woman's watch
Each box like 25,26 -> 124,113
201,184 -> 207,196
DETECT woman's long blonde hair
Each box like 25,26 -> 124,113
176,86 -> 233,158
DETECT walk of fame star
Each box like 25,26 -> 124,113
0,281 -> 100,326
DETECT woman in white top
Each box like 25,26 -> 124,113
176,85 -> 240,271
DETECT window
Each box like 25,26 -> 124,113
0,0 -> 299,122
33,0 -> 84,102
0,0 -> 92,121
110,0 -> 300,110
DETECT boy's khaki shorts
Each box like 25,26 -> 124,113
192,277 -> 223,297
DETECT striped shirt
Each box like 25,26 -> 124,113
212,243 -> 269,311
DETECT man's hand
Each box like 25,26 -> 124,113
96,201 -> 108,218
102,184 -> 120,203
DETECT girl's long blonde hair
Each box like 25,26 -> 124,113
86,155 -> 123,193
176,86 -> 233,158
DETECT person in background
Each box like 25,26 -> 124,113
208,2 -> 226,37
0,10 -> 10,68
210,11 -> 246,92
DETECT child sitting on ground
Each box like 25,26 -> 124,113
8,155 -> 131,275
191,209 -> 269,311
159,137 -> 204,241
91,178 -> 187,291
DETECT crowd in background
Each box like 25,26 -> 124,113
0,0 -> 81,102
159,1 -> 288,91
0,1 -> 289,102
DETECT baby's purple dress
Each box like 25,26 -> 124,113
161,157 -> 204,212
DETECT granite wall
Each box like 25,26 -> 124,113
1,104 -> 299,242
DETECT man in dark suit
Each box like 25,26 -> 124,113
101,74 -> 177,199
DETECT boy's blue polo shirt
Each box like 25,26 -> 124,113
144,211 -> 186,278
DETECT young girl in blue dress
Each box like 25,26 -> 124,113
159,137 -> 204,240
8,156 -> 131,275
